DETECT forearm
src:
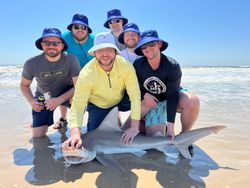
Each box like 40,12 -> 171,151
57,87 -> 75,104
130,119 -> 140,131
70,127 -> 81,137
20,84 -> 35,104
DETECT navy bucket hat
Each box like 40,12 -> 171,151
104,9 -> 128,28
134,30 -> 168,56
35,28 -> 68,51
67,14 -> 92,33
118,23 -> 140,44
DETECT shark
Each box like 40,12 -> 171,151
62,107 -> 225,167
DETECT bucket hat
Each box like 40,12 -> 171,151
88,32 -> 120,56
35,28 -> 68,51
134,30 -> 168,56
118,23 -> 140,44
104,9 -> 128,28
67,14 -> 92,33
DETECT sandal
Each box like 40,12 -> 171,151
53,118 -> 68,129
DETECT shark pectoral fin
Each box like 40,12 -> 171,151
96,154 -> 125,171
177,146 -> 192,159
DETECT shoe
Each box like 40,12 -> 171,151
53,118 -> 68,134
188,145 -> 194,156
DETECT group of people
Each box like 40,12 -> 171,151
20,9 -> 200,152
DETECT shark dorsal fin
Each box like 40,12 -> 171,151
96,107 -> 123,132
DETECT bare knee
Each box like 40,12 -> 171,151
178,92 -> 200,112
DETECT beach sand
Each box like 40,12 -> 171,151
1,93 -> 250,188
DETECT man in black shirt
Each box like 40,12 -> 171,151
133,30 -> 200,140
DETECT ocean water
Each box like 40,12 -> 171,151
1,64 -> 250,127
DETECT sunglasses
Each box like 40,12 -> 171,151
141,41 -> 157,50
73,25 -> 87,30
109,19 -> 122,24
41,41 -> 63,47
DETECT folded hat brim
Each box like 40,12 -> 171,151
88,43 -> 121,56
104,17 -> 128,28
134,37 -> 168,56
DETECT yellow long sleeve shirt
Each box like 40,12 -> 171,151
69,55 -> 141,128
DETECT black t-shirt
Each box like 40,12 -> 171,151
133,54 -> 182,123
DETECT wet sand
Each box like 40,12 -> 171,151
1,98 -> 250,188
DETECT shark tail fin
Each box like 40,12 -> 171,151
173,125 -> 226,159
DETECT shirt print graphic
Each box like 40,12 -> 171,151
143,77 -> 166,94
40,69 -> 66,79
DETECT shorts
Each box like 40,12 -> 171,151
32,100 -> 70,128
145,101 -> 167,127
86,92 -> 130,131
144,88 -> 189,127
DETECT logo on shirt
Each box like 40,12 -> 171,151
143,77 -> 166,94
40,69 -> 66,79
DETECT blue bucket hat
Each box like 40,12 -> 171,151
134,30 -> 168,56
118,23 -> 140,44
67,14 -> 92,33
104,9 -> 128,28
35,28 -> 68,51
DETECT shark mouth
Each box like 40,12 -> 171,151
62,147 -> 96,164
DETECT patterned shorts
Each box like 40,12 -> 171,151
145,101 -> 167,127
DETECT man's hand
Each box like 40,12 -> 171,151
166,122 -> 175,140
62,128 -> 82,150
44,97 -> 61,111
121,127 -> 139,144
143,93 -> 158,108
31,99 -> 44,112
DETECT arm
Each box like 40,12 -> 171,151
20,76 -> 44,112
166,60 -> 182,140
121,65 -> 141,144
63,69 -> 92,149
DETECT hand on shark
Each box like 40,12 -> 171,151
62,127 -> 82,150
121,127 -> 140,144
166,122 -> 175,140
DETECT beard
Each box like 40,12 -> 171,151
96,56 -> 115,67
74,32 -> 88,42
44,49 -> 61,58
124,40 -> 137,49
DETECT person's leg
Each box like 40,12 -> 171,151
32,109 -> 54,137
177,91 -> 200,132
144,101 -> 167,136
32,126 -> 48,137
121,98 -> 153,134
87,103 -> 112,132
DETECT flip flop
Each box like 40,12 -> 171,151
62,147 -> 96,164
53,118 -> 68,129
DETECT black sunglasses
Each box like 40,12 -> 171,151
73,25 -> 87,30
109,19 -> 122,24
41,41 -> 63,47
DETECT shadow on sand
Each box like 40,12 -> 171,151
13,131 -> 232,188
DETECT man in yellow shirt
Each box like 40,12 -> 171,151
63,32 -> 141,149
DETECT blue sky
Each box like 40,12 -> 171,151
0,0 -> 249,66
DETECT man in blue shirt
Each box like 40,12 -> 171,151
63,14 -> 94,68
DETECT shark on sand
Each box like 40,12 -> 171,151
62,107 -> 225,168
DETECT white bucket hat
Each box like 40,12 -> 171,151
88,32 -> 120,56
